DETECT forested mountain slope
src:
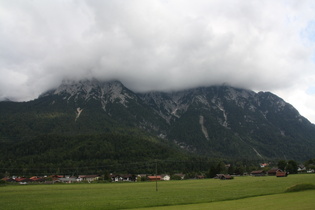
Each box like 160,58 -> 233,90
1,79 -> 315,167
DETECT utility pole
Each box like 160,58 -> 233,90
155,160 -> 158,192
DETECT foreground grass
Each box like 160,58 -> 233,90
0,174 -> 315,209
139,190 -> 315,210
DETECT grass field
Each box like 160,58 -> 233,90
139,190 -> 315,210
0,174 -> 315,209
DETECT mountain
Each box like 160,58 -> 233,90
139,86 -> 315,160
1,79 -> 315,171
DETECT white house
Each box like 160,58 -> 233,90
161,174 -> 170,181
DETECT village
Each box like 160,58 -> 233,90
2,163 -> 314,185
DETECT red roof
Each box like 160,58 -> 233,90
147,176 -> 162,180
15,177 -> 27,182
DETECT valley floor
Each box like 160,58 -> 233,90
0,174 -> 314,209
139,190 -> 315,210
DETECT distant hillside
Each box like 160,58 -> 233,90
1,79 -> 315,173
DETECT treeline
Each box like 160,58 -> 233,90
0,132 -> 186,175
1,131 -> 313,178
0,132 -> 264,177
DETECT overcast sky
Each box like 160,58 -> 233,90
1,0 -> 315,123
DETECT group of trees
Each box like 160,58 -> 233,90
277,160 -> 298,174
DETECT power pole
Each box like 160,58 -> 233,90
155,160 -> 158,192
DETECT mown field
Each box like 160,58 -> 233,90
139,190 -> 315,210
0,174 -> 315,210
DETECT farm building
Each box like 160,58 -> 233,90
78,175 -> 100,182
215,174 -> 233,180
250,170 -> 266,176
110,174 -> 135,182
147,176 -> 162,181
173,173 -> 185,180
276,170 -> 288,177
58,177 -> 78,183
267,168 -> 279,176
161,175 -> 170,181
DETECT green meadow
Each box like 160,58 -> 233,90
0,174 -> 314,210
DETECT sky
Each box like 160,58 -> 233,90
0,0 -> 315,123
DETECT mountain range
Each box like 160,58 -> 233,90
1,79 -> 315,174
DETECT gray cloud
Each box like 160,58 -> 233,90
1,0 -> 315,122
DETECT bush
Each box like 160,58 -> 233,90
285,183 -> 315,193
171,175 -> 182,180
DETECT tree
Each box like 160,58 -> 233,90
207,165 -> 217,178
171,175 -> 182,180
277,160 -> 287,171
216,161 -> 227,174
286,160 -> 298,174
228,165 -> 235,175
234,165 -> 245,175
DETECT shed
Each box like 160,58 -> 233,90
250,170 -> 266,176
215,174 -> 233,180
267,168 -> 279,176
147,176 -> 162,181
276,170 -> 288,177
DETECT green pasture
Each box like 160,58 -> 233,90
0,174 -> 315,209
140,190 -> 315,210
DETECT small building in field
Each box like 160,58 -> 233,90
78,175 -> 100,182
196,175 -> 205,179
276,170 -> 288,177
30,176 -> 46,182
215,174 -> 234,180
250,170 -> 266,176
110,174 -> 136,182
267,168 -> 279,176
1,177 -> 15,183
15,177 -> 33,184
174,173 -> 185,180
297,165 -> 306,173
260,163 -> 269,168
161,174 -> 170,181
59,177 -> 78,183
147,176 -> 162,181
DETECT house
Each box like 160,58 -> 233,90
110,174 -> 121,182
215,174 -> 233,180
161,174 -> 170,181
267,168 -> 279,176
30,176 -> 46,182
260,163 -> 269,168
1,177 -> 15,182
250,170 -> 266,176
14,177 -> 33,184
147,176 -> 162,181
174,173 -> 185,180
276,170 -> 288,177
297,165 -> 306,173
137,174 -> 147,181
268,168 -> 288,177
58,177 -> 78,183
50,175 -> 63,182
120,174 -> 135,182
79,175 -> 100,182
110,174 -> 135,182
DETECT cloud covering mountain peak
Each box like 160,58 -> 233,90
0,0 -> 315,122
